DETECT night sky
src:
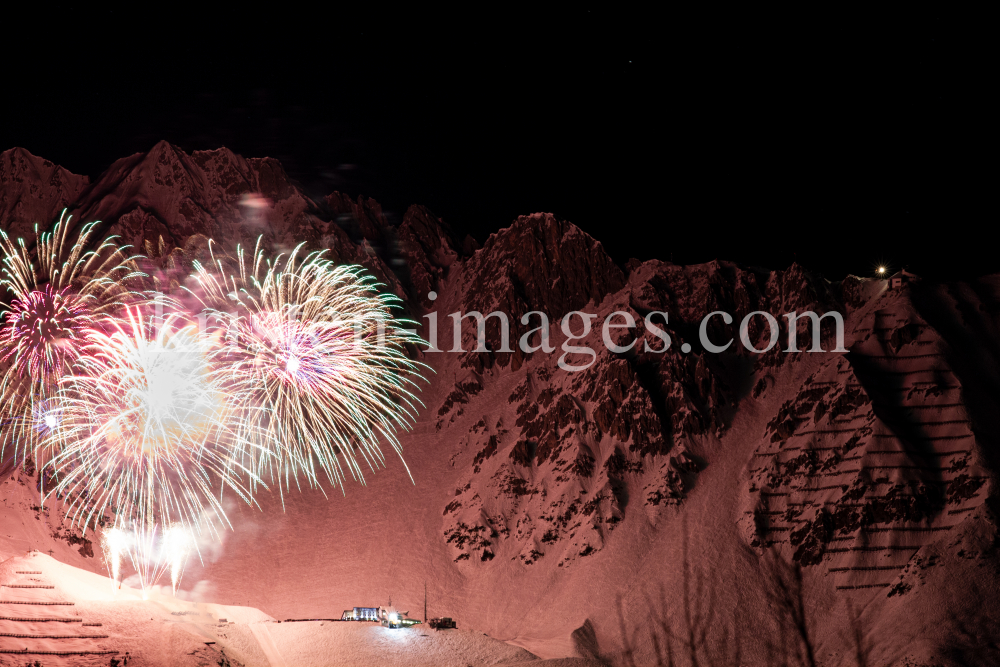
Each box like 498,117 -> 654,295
3,8 -> 990,281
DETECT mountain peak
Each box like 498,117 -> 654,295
0,147 -> 89,238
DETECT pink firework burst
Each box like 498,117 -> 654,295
0,211 -> 147,460
2,283 -> 89,379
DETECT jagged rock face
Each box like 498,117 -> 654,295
323,190 -> 392,269
0,148 -> 89,239
395,205 -> 464,309
324,191 -> 390,247
437,286 -> 727,567
70,141 -> 312,246
323,194 -> 475,309
58,141 -> 410,298
0,142 -> 479,305
628,259 -> 844,367
442,375 -> 632,568
742,287 -> 989,593
73,142 -> 361,272
451,212 -> 626,372
464,213 -> 625,319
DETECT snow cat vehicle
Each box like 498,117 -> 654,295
381,607 -> 420,628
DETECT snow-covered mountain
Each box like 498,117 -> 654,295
0,148 -> 89,240
1,143 -> 998,666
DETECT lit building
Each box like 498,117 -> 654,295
341,606 -> 380,621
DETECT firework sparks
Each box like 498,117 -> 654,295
189,238 -> 427,496
42,307 -> 261,534
0,211 -> 146,460
3,221 -> 428,563
128,522 -> 160,599
100,522 -> 194,597
163,523 -> 193,595
100,526 -> 130,593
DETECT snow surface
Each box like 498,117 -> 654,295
0,552 -> 604,666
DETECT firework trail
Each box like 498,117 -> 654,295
100,522 -> 195,598
188,238 -> 427,497
100,526 -> 130,593
121,522 -> 171,599
0,211 -> 146,460
41,307 -> 262,534
128,522 -> 160,599
163,523 -> 193,595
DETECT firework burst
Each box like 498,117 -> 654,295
42,307 -> 261,534
0,211 -> 146,459
189,238 -> 427,496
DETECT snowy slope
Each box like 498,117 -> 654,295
0,456 -> 102,573
0,552 -> 604,666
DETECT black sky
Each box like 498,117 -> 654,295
2,8 -> 992,281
